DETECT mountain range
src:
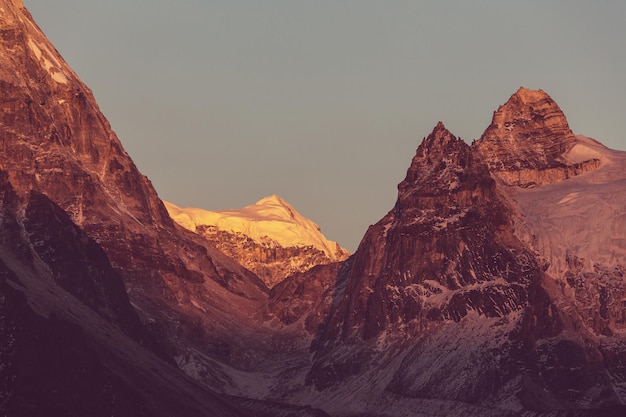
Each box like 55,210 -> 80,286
0,1 -> 625,416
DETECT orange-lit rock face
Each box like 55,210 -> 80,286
3,1 -> 626,412
0,0 -> 267,298
474,87 -> 600,187
314,123 -> 546,344
0,0 -> 270,384
308,102 -> 626,411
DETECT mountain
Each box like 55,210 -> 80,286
0,2 -> 328,416
292,89 -> 626,416
165,195 -> 349,287
0,0 -> 276,369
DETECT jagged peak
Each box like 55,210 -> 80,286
483,87 -> 572,136
473,87 -> 583,185
510,86 -> 550,103
397,122 -> 490,200
413,122 -> 468,163
422,121 -> 459,147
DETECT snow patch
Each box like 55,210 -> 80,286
564,143 -> 602,164
27,37 -> 68,84
516,144 -> 626,278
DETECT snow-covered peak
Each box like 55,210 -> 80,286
164,196 -> 349,260
256,194 -> 289,207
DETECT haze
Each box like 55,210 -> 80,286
25,0 -> 626,251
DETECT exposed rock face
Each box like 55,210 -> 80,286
314,123 -> 543,342
197,226 -> 336,288
303,117 -> 626,415
264,261 -> 347,332
0,0 -> 266,292
0,0 -> 274,374
0,171 -> 142,337
166,196 -> 349,288
2,2 -> 626,415
0,172 -> 147,417
474,87 -> 601,186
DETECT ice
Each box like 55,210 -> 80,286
515,139 -> 626,279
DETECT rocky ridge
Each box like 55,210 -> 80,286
0,2 -> 330,416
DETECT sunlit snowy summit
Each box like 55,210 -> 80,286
165,195 -> 350,287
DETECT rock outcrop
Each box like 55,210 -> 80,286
313,122 -> 543,342
263,261 -> 347,332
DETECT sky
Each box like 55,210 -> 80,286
25,1 -> 626,252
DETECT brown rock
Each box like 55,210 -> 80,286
474,87 -> 600,186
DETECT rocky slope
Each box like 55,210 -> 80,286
166,196 -> 349,288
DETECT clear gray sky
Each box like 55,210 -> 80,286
25,1 -> 626,252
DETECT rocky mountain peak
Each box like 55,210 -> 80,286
398,122 -> 493,207
473,87 -> 600,186
485,86 -> 575,143
422,121 -> 456,145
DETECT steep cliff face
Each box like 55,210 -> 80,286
263,261 -> 347,332
314,123 -> 544,342
166,196 -> 349,288
0,0 -> 266,294
0,169 -> 143,338
474,87 -> 601,187
2,2 -> 625,414
0,0 -> 273,373
0,3 -> 330,415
